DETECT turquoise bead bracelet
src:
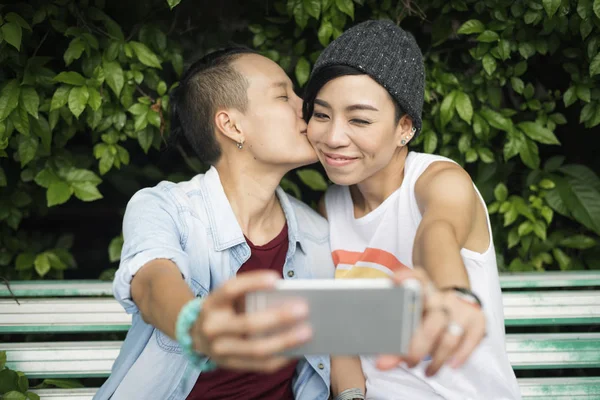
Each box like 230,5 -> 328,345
175,297 -> 217,372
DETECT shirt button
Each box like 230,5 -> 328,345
318,363 -> 324,370
287,270 -> 295,278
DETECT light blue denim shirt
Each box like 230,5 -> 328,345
94,166 -> 334,400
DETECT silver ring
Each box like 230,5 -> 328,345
447,321 -> 465,337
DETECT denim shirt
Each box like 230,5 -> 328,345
93,166 -> 334,400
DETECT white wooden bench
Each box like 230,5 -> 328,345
2,271 -> 600,399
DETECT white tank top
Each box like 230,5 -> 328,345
324,151 -> 521,400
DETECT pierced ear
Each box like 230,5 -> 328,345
215,109 -> 244,144
396,115 -> 415,147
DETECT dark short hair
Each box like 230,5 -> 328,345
170,46 -> 258,164
302,65 -> 403,124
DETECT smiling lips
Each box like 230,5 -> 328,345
323,152 -> 359,167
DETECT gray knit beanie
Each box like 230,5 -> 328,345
311,19 -> 425,134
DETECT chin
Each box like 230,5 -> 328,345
322,168 -> 360,186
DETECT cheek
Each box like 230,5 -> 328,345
307,121 -> 324,142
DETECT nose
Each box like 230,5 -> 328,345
323,118 -> 351,149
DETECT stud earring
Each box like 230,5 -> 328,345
401,139 -> 407,145
237,141 -> 243,149
411,126 -> 417,134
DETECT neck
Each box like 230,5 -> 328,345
350,147 -> 409,215
215,157 -> 287,244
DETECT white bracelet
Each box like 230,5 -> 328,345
334,388 -> 365,400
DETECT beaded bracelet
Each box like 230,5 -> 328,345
175,297 -> 217,372
334,388 -> 365,400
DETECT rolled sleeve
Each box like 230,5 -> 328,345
113,184 -> 191,314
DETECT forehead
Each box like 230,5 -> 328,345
317,74 -> 393,107
232,53 -> 291,91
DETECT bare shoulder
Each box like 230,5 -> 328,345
415,161 -> 475,206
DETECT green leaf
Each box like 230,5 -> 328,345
478,148 -> 494,163
455,92 -> 473,124
519,138 -> 540,169
480,107 -> 513,131
64,38 -> 86,66
0,368 -> 19,393
318,20 -> 333,47
53,71 -> 86,86
103,61 -> 124,96
41,379 -> 84,389
172,52 -> 184,76
130,41 -> 162,69
440,90 -> 457,128
253,33 -> 266,47
34,253 -> 51,277
167,0 -> 182,9
532,220 -> 547,241
518,221 -> 533,236
295,57 -> 310,87
157,81 -> 167,96
35,168 -> 60,188
15,252 -> 35,270
11,105 -> 30,136
563,86 -> 577,107
553,248 -> 572,270
590,53 -> 600,77
517,122 -> 560,145
88,87 -> 102,111
465,148 -> 478,163
542,0 -> 561,17
147,110 -> 161,128
47,181 -> 73,206
26,391 -> 41,400
137,127 -> 153,153
304,0 -> 321,19
109,235 -> 124,262
541,206 -> 553,224
423,131 -> 438,153
20,87 -> 39,119
1,22 -> 22,50
68,86 -> 89,118
576,85 -> 591,102
335,0 -> 354,19
477,30 -> 499,42
3,391 -> 27,400
595,0 -> 600,18
99,150 -> 116,174
457,19 -> 485,35
128,103 -> 149,116
18,136 -> 38,168
518,42 -> 536,59
65,168 -> 102,185
511,77 -> 524,94
0,80 -> 21,121
297,169 -> 328,191
559,235 -> 597,249
482,54 -> 497,75
0,350 -> 5,369
508,228 -> 519,249
497,39 -> 511,60
560,164 -> 600,194
5,12 -> 31,30
50,86 -> 71,111
72,181 -> 103,201
495,183 -> 508,201
32,116 -> 52,152
555,175 -> 600,234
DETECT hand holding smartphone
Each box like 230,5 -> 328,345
245,278 -> 422,356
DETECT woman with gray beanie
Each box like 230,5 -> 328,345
304,20 -> 521,400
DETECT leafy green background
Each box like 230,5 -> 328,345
0,0 -> 599,284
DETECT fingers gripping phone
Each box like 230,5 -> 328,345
245,279 -> 422,356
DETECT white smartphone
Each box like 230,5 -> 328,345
245,278 -> 422,356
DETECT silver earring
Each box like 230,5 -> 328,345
237,141 -> 243,149
401,139 -> 407,145
411,126 -> 417,134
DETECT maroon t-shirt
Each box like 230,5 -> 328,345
187,223 -> 298,400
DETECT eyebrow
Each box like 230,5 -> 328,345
271,81 -> 290,90
314,98 -> 379,112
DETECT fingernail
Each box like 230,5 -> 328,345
297,325 -> 312,341
291,302 -> 308,318
423,355 -> 432,361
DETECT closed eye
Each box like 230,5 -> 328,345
350,119 -> 372,125
278,95 -> 289,101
